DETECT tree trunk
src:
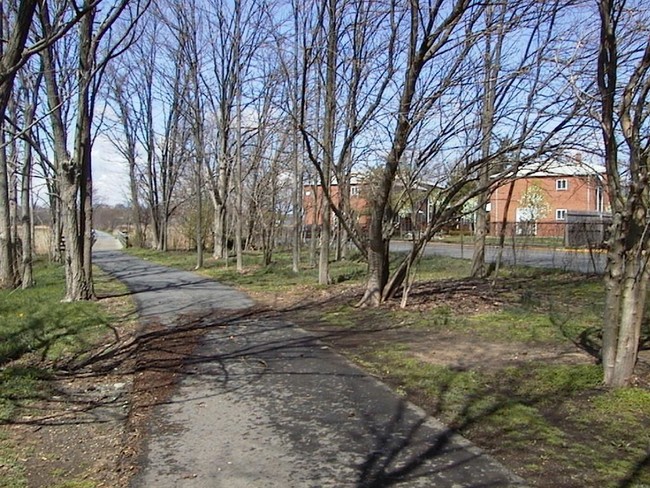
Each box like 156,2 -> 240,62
20,97 -> 36,288
492,179 -> 516,285
292,124 -> 302,273
318,0 -> 338,285
360,207 -> 389,306
471,3 -> 504,279
60,176 -> 91,301
0,132 -> 15,289
195,173 -> 204,268
210,136 -> 230,259
471,193 -> 489,278
597,0 -> 650,386
212,198 -> 227,259
128,159 -> 143,247
73,5 -> 95,299
602,215 -> 649,386
0,0 -> 38,289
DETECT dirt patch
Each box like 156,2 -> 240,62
387,278 -> 514,314
408,333 -> 595,370
4,274 -> 647,488
0,306 -> 209,488
251,278 -> 600,373
7,371 -> 132,488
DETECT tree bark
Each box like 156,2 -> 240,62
597,0 -> 650,386
471,3 -> 504,279
19,71 -> 40,288
0,131 -> 15,289
0,0 -> 38,289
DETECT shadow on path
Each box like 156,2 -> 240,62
90,250 -> 526,487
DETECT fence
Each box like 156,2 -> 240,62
488,216 -> 611,249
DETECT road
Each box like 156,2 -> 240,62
93,229 -> 124,251
93,250 -> 526,487
391,240 -> 607,274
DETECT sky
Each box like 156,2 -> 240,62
92,134 -> 130,206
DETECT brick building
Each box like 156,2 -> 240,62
303,174 -> 436,238
302,175 -> 370,234
489,160 -> 609,237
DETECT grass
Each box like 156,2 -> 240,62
0,431 -> 27,488
124,246 -> 650,487
0,261 -> 114,424
0,262 -> 115,369
127,247 -> 368,293
364,344 -> 648,487
437,234 -> 566,249
0,259 -> 134,488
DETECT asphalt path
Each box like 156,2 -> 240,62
391,241 -> 607,274
93,229 -> 124,251
93,249 -> 526,487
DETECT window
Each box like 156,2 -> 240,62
596,186 -> 604,212
556,179 -> 568,191
305,190 -> 312,196
350,186 -> 360,197
556,209 -> 567,221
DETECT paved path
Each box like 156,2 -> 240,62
93,230 -> 124,251
94,251 -> 526,487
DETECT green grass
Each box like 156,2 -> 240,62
436,234 -> 566,249
362,344 -> 648,487
0,261 -> 120,423
0,262 -> 117,369
124,246 -> 650,487
126,248 -> 367,292
0,431 -> 27,488
0,260 -> 133,488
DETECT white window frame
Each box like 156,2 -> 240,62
556,179 -> 568,191
350,186 -> 360,197
596,186 -> 604,212
556,209 -> 567,221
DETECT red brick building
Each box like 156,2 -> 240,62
303,175 -> 435,237
303,176 -> 370,231
489,161 -> 609,237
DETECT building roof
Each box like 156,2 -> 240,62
515,160 -> 606,178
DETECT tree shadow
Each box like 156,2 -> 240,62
355,396 -> 518,488
618,448 -> 650,488
19,252 -> 637,486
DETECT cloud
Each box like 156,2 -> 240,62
92,134 -> 130,206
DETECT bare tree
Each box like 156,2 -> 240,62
104,62 -> 145,247
40,0 -> 147,300
378,0 -> 590,304
597,0 -> 650,386
465,1 -> 588,278
131,4 -> 192,252
0,0 -> 38,289
296,0 -> 398,286
357,0 -> 484,306
160,0 -> 207,265
17,69 -> 42,288
199,0 -> 266,262
470,2 -> 507,278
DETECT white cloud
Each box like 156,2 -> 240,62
92,134 -> 130,206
